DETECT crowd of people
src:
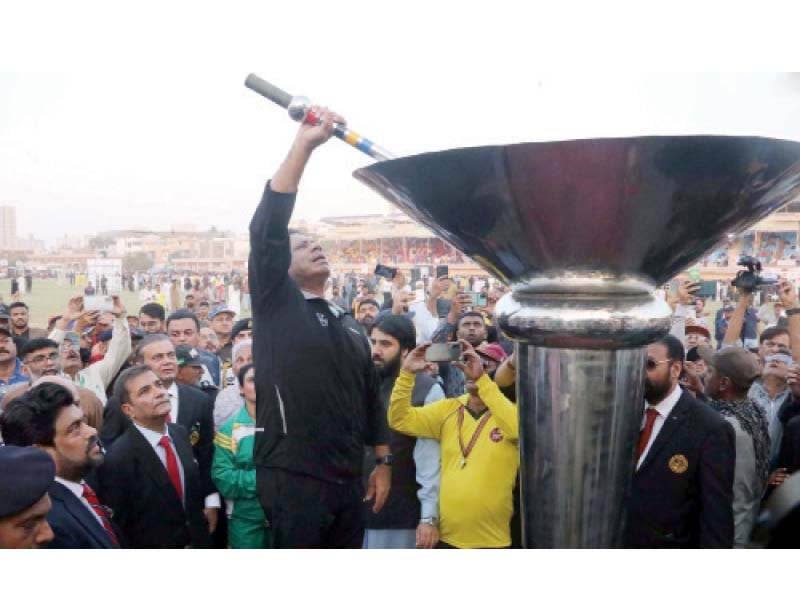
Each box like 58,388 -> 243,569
323,238 -> 466,266
2,107 -> 800,550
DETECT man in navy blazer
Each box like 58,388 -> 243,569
625,334 -> 736,548
0,379 -> 120,549
95,365 -> 211,548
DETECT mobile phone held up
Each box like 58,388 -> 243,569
84,295 -> 114,313
425,342 -> 461,363
435,265 -> 449,279
374,264 -> 397,279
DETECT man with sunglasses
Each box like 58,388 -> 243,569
625,334 -> 736,548
748,348 -> 792,464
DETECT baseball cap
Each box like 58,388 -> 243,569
0,446 -> 55,518
175,344 -> 205,367
209,305 -> 236,320
685,324 -> 711,339
475,342 -> 508,363
231,318 -> 253,339
697,345 -> 761,389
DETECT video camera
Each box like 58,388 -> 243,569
730,256 -> 776,293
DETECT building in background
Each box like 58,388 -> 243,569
0,206 -> 17,249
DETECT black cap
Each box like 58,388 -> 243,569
231,318 -> 253,340
175,344 -> 204,367
0,446 -> 55,518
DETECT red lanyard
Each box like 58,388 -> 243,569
457,405 -> 491,469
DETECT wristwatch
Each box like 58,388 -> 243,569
375,454 -> 394,466
419,517 -> 438,526
786,308 -> 800,316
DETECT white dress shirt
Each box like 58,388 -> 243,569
168,382 -> 180,424
165,382 -> 221,510
636,383 -> 683,470
54,476 -> 104,528
132,421 -> 186,505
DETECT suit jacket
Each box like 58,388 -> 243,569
101,382 -> 216,498
44,480 -> 120,549
624,390 -> 736,548
94,422 -> 212,549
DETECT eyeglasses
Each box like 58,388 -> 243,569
646,358 -> 671,371
26,352 -> 59,365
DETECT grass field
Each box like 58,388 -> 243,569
0,278 -> 252,328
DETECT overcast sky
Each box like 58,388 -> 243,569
2,3 -> 800,244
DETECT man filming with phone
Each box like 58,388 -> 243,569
430,289 -> 489,397
388,339 -> 519,548
48,296 -> 131,405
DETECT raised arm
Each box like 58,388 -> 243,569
249,107 -> 344,300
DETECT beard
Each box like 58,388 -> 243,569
643,376 -> 673,403
375,353 -> 403,379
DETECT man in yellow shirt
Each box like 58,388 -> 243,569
389,340 -> 519,548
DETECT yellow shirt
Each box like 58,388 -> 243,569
389,370 -> 519,548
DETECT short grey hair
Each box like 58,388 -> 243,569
233,339 -> 253,359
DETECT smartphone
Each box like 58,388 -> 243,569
425,342 -> 461,363
475,294 -> 488,308
84,295 -> 114,312
695,280 -> 717,298
374,264 -> 397,279
435,265 -> 449,279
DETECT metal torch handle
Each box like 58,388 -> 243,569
244,73 -> 395,161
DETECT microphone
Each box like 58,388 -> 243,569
244,73 -> 395,162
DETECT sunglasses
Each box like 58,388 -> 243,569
646,358 -> 671,371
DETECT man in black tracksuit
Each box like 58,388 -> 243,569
251,106 -> 392,548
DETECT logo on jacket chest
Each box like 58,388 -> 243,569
489,427 -> 503,443
668,454 -> 688,474
316,313 -> 329,327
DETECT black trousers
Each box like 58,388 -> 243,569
257,467 -> 365,549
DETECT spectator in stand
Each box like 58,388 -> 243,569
377,271 -> 440,345
8,302 -> 47,341
196,300 -> 212,328
210,306 -> 236,365
432,295 -> 489,397
356,299 -> 381,336
625,335 -> 735,548
716,305 -> 735,349
685,325 -> 711,352
0,382 -> 120,548
0,323 -> 29,403
138,283 -> 156,304
364,316 -> 444,549
139,303 -> 166,335
389,340 -> 519,549
213,340 -> 252,432
0,445 -> 55,549
49,296 -> 131,405
698,346 -> 770,547
20,339 -> 62,382
174,345 -> 206,388
95,365 -> 212,548
102,334 -> 218,530
212,364 -> 270,548
198,327 -> 220,354
166,309 -> 221,391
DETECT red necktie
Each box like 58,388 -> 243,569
637,407 -> 659,460
81,483 -> 119,546
158,435 -> 184,502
